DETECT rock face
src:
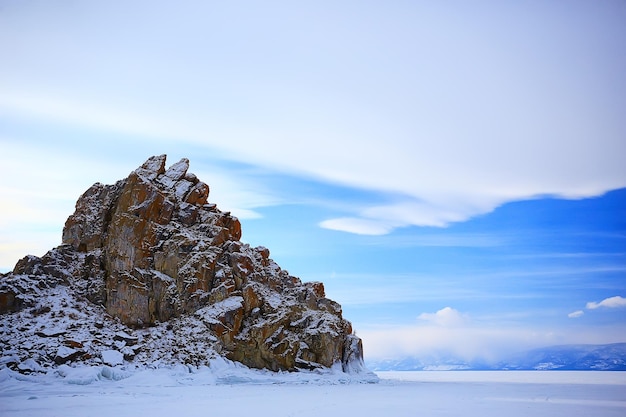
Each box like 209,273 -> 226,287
0,155 -> 366,373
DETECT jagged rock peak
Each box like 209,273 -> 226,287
136,154 -> 167,179
1,155 -> 370,375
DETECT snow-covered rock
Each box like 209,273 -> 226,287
0,155 -> 370,376
17,358 -> 43,373
54,346 -> 80,365
101,350 -> 124,366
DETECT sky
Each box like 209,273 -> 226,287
1,0 -> 625,363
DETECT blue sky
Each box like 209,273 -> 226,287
1,1 -> 625,362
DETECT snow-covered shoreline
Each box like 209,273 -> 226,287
0,357 -> 379,387
1,368 -> 624,417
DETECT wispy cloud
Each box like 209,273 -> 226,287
417,307 -> 469,327
586,295 -> 626,310
566,295 -> 626,319
506,251 -> 626,260
358,322 -> 626,362
318,217 -> 395,236
318,198 -> 499,235
2,2 -> 625,236
568,310 -> 584,319
323,266 -> 626,308
361,233 -> 507,248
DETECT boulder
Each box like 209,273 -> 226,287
0,290 -> 17,314
54,346 -> 81,365
101,349 -> 124,366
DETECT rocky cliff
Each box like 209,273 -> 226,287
0,155 -> 366,374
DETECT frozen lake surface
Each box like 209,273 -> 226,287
1,367 -> 625,417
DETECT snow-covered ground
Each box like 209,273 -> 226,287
1,366 -> 624,417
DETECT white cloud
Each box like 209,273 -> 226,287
586,296 -> 626,310
319,198 -> 499,234
568,310 -> 584,319
318,217 -> 395,236
417,307 -> 469,327
358,323 -> 626,362
1,1 -> 625,237
362,200 -> 491,228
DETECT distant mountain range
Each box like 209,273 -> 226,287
366,343 -> 626,371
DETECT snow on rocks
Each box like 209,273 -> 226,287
54,346 -> 80,365
0,155 -> 371,378
101,350 -> 123,366
113,331 -> 138,346
17,358 -> 43,373
35,329 -> 67,338
135,154 -> 167,180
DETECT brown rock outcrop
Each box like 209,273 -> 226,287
1,155 -> 367,373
